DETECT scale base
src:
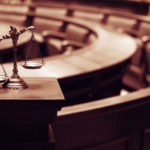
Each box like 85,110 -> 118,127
2,76 -> 28,89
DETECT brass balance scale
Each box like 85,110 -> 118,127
0,25 -> 45,89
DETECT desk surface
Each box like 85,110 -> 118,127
0,77 -> 64,100
0,77 -> 64,123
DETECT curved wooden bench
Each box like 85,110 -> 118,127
2,21 -> 136,104
0,1 -> 150,149
0,2 -> 136,103
42,30 -> 85,56
53,86 -> 150,150
1,1 -> 150,38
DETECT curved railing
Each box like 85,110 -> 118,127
53,85 -> 150,150
0,1 -> 136,103
0,1 -> 150,34
0,1 -> 150,150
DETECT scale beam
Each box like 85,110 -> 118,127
0,25 -> 44,90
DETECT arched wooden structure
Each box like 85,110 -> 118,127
53,87 -> 150,150
0,1 -> 138,104
1,1 -> 150,92
0,1 -> 150,149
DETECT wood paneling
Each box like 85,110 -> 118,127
53,88 -> 150,150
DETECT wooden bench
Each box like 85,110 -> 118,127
53,87 -> 150,150
0,2 -> 136,103
2,21 -> 136,104
42,30 -> 85,56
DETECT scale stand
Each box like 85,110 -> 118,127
0,26 -> 44,90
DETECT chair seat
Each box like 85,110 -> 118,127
46,39 -> 62,56
66,24 -> 88,42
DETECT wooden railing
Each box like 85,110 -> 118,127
0,2 -> 150,149
1,1 -> 150,36
53,86 -> 150,150
0,1 -> 136,103
0,1 -> 150,37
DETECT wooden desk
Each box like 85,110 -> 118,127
3,22 -> 137,103
0,77 -> 65,150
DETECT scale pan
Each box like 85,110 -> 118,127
21,61 -> 44,69
0,75 -> 8,83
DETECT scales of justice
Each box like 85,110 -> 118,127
0,25 -> 45,89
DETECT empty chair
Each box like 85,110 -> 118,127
60,40 -> 85,55
142,36 -> 150,85
33,18 -> 63,33
44,38 -> 63,56
107,16 -> 136,31
65,24 -> 89,42
61,40 -> 74,55
42,30 -> 85,56
42,30 -> 66,56
122,37 -> 148,90
81,31 -> 97,44
138,22 -> 150,37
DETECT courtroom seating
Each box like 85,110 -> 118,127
60,40 -> 84,54
122,38 -> 147,90
44,38 -> 63,56
61,41 -> 74,55
122,34 -> 150,91
84,32 -> 97,44
98,15 -> 148,91
0,1 -> 137,102
1,1 -> 150,150
42,30 -> 85,56
89,12 -> 150,91
65,24 -> 89,42
33,18 -> 63,33
42,31 -> 66,56
106,16 -> 136,31
42,30 -> 67,40
141,36 -> 150,85
43,38 -> 82,56
138,22 -> 150,37
53,87 -> 150,150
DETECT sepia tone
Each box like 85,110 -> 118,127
0,0 -> 149,149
